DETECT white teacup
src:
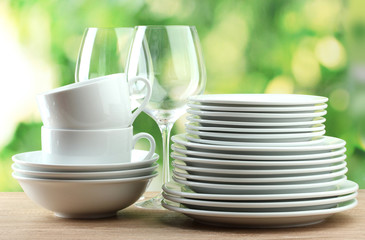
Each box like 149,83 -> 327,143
37,73 -> 151,129
41,126 -> 156,164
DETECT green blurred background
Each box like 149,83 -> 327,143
1,0 -> 364,191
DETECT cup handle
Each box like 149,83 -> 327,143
132,132 -> 156,160
128,76 -> 152,125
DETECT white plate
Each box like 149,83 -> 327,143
12,163 -> 158,180
172,175 -> 347,194
186,134 -> 326,147
185,129 -> 325,142
189,94 -> 328,106
187,109 -> 327,120
13,150 -> 159,172
172,161 -> 347,176
172,134 -> 345,152
162,198 -> 356,228
187,103 -> 328,112
173,167 -> 347,184
163,191 -> 357,212
172,144 -> 346,161
162,180 -> 359,201
185,122 -> 326,133
171,152 -> 347,169
187,115 -> 326,127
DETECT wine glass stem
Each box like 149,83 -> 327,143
159,123 -> 173,185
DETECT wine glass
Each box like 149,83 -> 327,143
75,27 -> 134,82
127,25 -> 206,209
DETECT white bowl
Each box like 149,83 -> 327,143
13,172 -> 158,219
12,163 -> 158,180
12,150 -> 158,172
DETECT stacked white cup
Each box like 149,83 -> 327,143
37,73 -> 155,165
12,73 -> 158,219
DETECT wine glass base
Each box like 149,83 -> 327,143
134,192 -> 165,210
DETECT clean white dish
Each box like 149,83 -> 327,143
12,163 -> 158,180
173,167 -> 347,184
162,180 -> 359,201
13,172 -> 158,219
187,103 -> 328,112
42,126 -> 155,164
172,175 -> 347,194
172,161 -> 347,176
172,144 -> 346,161
189,94 -> 328,106
186,134 -> 326,147
173,134 -> 345,152
171,152 -> 347,169
163,191 -> 357,212
187,115 -> 326,127
185,122 -> 326,133
187,109 -> 327,120
13,150 -> 159,172
162,198 -> 356,228
37,73 -> 151,129
185,129 -> 325,142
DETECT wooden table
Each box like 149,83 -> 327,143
0,191 -> 363,240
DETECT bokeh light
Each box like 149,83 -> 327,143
265,76 -> 294,94
292,46 -> 321,88
315,36 -> 346,70
329,88 -> 350,112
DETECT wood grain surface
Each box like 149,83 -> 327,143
0,191 -> 363,240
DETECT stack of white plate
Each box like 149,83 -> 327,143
12,150 -> 158,219
162,94 -> 358,228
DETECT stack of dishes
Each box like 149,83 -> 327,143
162,94 -> 358,228
12,150 -> 158,219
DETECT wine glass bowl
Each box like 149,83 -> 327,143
75,27 -> 135,82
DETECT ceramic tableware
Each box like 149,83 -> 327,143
172,160 -> 347,176
172,134 -> 345,152
189,94 -> 328,106
185,122 -> 326,133
172,144 -> 346,161
172,167 -> 347,184
171,152 -> 346,169
12,163 -> 158,180
13,172 -> 158,219
185,134 -> 326,146
162,191 -> 357,212
185,129 -> 325,142
41,126 -> 155,164
37,73 -> 151,129
172,175 -> 347,194
187,103 -> 328,112
187,115 -> 326,128
13,150 -> 159,172
163,180 -> 358,201
162,198 -> 357,228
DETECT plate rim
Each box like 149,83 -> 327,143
188,94 -> 329,105
171,144 -> 347,160
162,198 -> 357,218
162,180 -> 359,200
173,134 -> 345,152
186,115 -> 327,127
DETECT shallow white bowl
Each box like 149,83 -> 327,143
12,163 -> 158,180
13,150 -> 158,172
13,172 -> 158,219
